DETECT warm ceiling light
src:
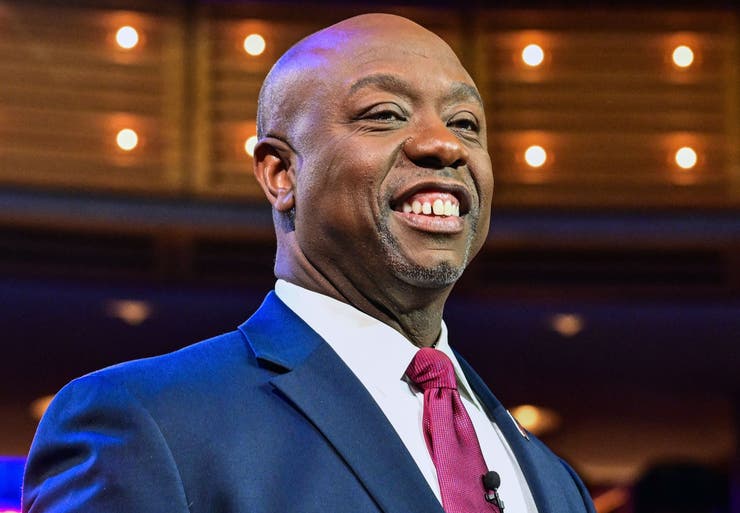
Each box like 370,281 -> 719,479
116,128 -> 138,151
510,404 -> 561,436
30,394 -> 55,420
592,488 -> 630,513
243,34 -> 266,56
115,26 -> 139,49
672,45 -> 694,68
524,145 -> 547,168
106,299 -> 151,325
550,313 -> 584,337
244,135 -> 258,157
513,404 -> 541,427
522,44 -> 544,67
675,146 -> 697,169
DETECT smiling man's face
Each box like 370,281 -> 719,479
278,16 -> 493,294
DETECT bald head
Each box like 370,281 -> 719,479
256,14 -> 468,140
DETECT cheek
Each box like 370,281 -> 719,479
476,150 -> 495,189
324,143 -> 392,209
295,152 -> 384,244
295,128 -> 402,231
470,154 -> 494,245
473,155 -> 495,208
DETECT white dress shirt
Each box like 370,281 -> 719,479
275,280 -> 537,512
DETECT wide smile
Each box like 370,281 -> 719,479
389,181 -> 472,234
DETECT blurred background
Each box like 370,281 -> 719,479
1,0 -> 739,511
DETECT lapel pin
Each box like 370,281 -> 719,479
507,410 -> 530,440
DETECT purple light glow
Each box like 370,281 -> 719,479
0,457 -> 24,512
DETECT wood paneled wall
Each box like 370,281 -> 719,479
0,3 -> 185,193
477,10 -> 740,208
0,2 -> 738,208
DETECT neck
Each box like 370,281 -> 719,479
275,248 -> 452,348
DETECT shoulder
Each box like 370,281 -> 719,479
21,333 -> 256,513
54,328 -> 265,421
92,329 -> 250,385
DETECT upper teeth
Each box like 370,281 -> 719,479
402,200 -> 460,217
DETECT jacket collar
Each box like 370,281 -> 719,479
456,353 -> 574,513
239,292 -> 444,513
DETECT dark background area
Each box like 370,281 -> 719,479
1,1 -> 739,512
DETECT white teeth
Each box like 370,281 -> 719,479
432,199 -> 444,215
399,197 -> 462,217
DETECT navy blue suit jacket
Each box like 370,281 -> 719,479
23,292 -> 596,513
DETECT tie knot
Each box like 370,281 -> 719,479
406,347 -> 457,390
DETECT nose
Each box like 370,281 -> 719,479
402,120 -> 469,169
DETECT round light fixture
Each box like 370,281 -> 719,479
672,45 -> 694,68
675,146 -> 697,169
115,26 -> 139,49
524,145 -> 547,168
510,404 -> 561,436
243,34 -> 266,56
244,135 -> 258,157
116,129 -> 138,151
522,44 -> 545,67
30,395 -> 55,420
550,313 -> 585,337
106,299 -> 151,325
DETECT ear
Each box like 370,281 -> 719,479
253,138 -> 295,213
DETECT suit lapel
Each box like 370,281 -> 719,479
240,293 -> 443,513
456,353 -> 560,513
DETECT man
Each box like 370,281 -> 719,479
23,13 -> 596,513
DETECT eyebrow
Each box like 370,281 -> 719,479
348,73 -> 414,97
347,73 -> 483,108
445,82 -> 484,109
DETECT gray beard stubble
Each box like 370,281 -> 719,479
377,217 -> 476,288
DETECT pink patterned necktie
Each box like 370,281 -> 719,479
406,347 -> 501,513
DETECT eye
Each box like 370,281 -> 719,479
448,113 -> 480,133
367,110 -> 405,122
358,103 -> 407,123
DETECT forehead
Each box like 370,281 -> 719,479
310,26 -> 478,101
346,72 -> 483,109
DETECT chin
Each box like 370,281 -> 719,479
379,220 -> 472,288
391,260 -> 466,289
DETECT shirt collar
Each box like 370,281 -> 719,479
274,280 -> 482,410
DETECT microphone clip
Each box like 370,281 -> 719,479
484,489 -> 505,511
482,471 -> 505,512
